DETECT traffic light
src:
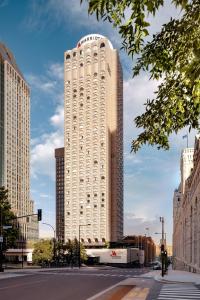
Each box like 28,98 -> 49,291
37,209 -> 42,221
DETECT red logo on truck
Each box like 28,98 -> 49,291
111,251 -> 117,257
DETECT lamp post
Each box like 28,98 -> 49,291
42,223 -> 56,261
145,228 -> 150,265
159,217 -> 165,277
154,232 -> 167,245
78,224 -> 91,268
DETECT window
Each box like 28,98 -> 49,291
101,204 -> 104,207
87,199 -> 90,203
101,176 -> 105,179
94,72 -> 97,77
100,42 -> 105,48
80,63 -> 83,67
73,52 -> 76,57
94,53 -> 98,57
66,54 -> 70,59
94,204 -> 97,208
101,76 -> 105,80
94,193 -> 97,197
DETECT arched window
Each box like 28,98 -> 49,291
100,42 -> 105,48
66,54 -> 70,59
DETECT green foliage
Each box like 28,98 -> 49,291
55,238 -> 87,264
0,186 -> 19,251
64,238 -> 87,263
82,0 -> 200,151
32,239 -> 53,264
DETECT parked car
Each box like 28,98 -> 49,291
153,262 -> 162,270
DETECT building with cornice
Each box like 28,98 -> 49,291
0,43 -> 38,241
173,137 -> 200,273
63,34 -> 123,244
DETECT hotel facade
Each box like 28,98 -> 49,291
0,43 -> 38,241
173,138 -> 200,273
62,34 -> 123,244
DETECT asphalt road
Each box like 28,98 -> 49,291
0,267 -> 161,300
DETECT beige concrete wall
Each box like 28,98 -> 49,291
63,35 -> 123,244
0,44 -> 38,241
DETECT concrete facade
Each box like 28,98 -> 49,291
63,34 -> 123,244
55,147 -> 65,242
173,138 -> 200,273
0,43 -> 38,241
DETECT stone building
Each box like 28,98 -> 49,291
63,34 -> 123,244
0,43 -> 38,241
173,137 -> 200,272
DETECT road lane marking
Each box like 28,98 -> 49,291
86,281 -> 124,300
122,287 -> 149,300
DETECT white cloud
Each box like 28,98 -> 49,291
39,193 -> 49,198
29,62 -> 64,181
26,62 -> 63,104
47,63 -> 64,80
124,212 -> 162,244
31,130 -> 63,180
50,105 -> 64,129
26,74 -> 57,94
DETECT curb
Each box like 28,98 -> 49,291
154,275 -> 200,284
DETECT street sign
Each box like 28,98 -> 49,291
3,226 -> 12,229
0,236 -> 3,243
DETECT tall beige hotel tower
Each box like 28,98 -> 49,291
0,43 -> 38,241
63,34 -> 123,244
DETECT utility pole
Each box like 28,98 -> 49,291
0,204 -> 3,272
160,217 -> 165,277
42,223 -> 56,261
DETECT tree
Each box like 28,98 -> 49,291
81,0 -> 200,151
0,186 -> 19,251
32,239 -> 53,265
64,238 -> 87,265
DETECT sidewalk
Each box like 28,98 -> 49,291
142,268 -> 200,284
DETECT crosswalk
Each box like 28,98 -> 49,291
157,283 -> 200,299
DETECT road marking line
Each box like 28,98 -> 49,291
122,287 -> 149,300
86,279 -> 132,300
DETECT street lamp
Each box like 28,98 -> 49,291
78,224 -> 91,268
154,232 -> 167,244
145,228 -> 150,265
42,223 -> 56,261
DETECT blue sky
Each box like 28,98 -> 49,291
0,0 -> 195,244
